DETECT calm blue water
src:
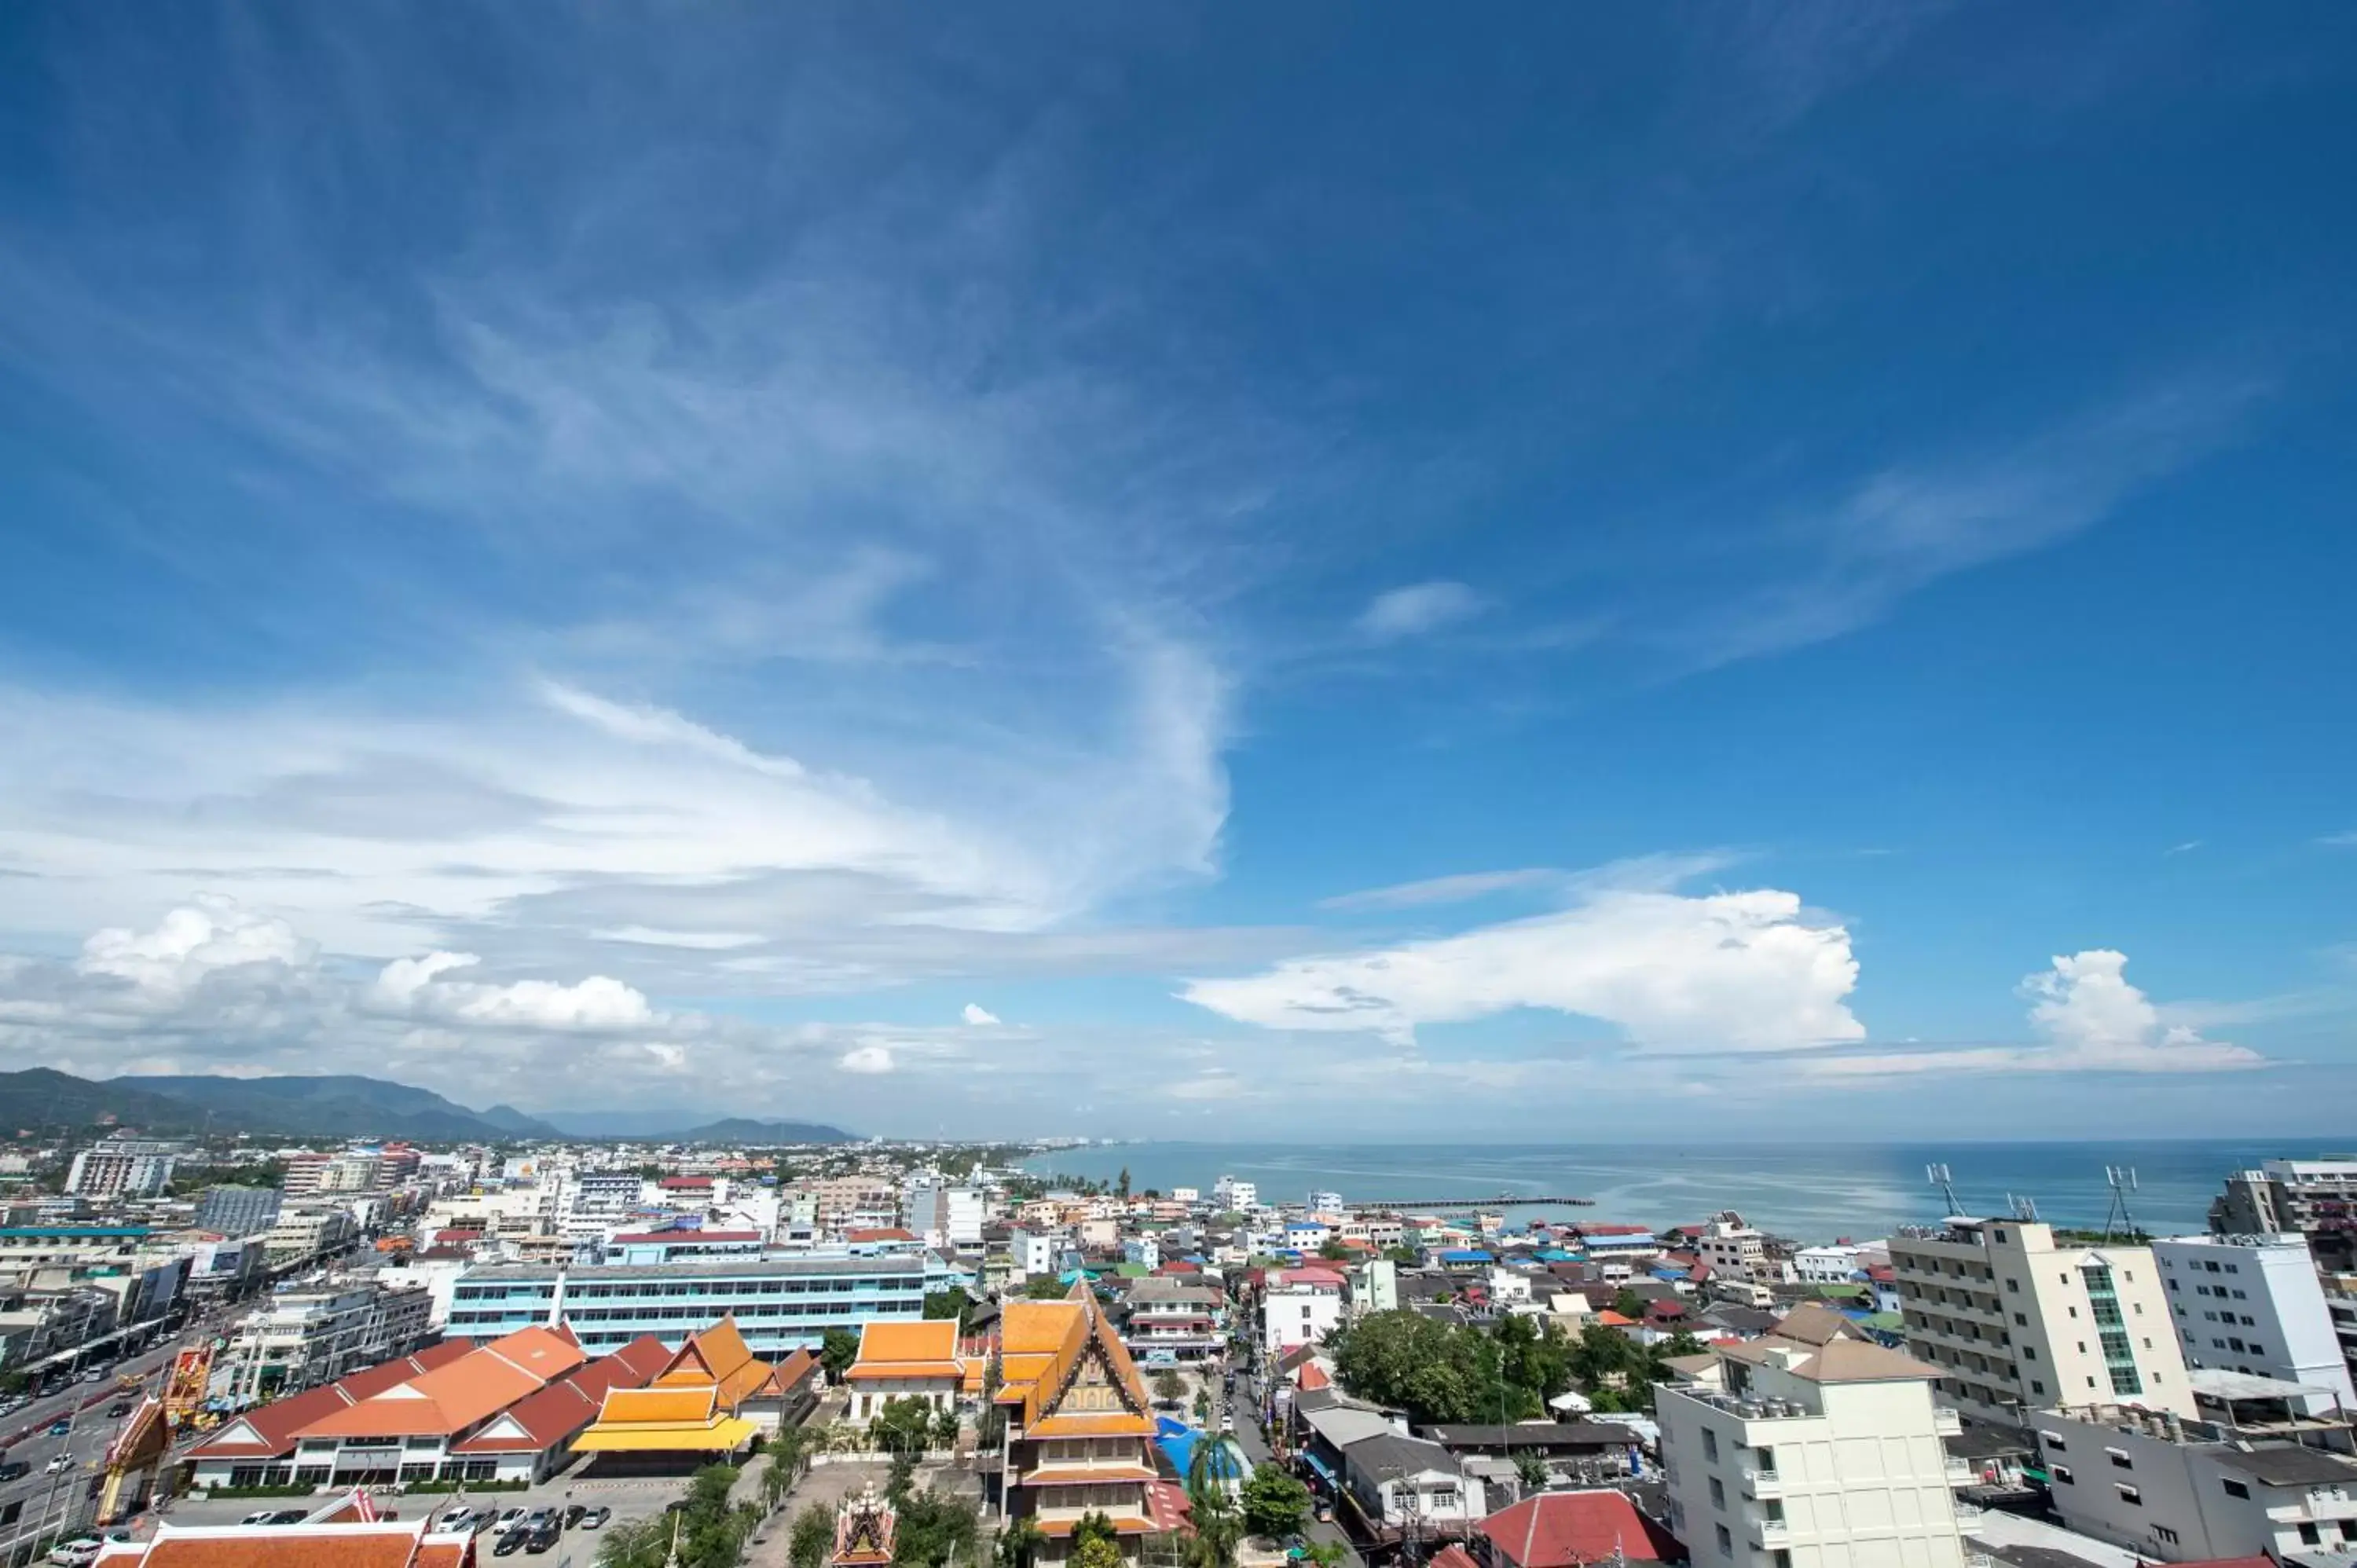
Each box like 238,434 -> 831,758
1020,1141 -> 2346,1242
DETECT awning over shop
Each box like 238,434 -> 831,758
1302,1451 -> 1338,1487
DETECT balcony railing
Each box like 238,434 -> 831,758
1739,1467 -> 1782,1497
1751,1519 -> 1789,1544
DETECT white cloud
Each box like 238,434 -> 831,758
961,1003 -> 1000,1026
1167,1072 -> 1244,1101
1805,949 -> 2266,1077
77,896 -> 314,999
1182,886 -> 1861,1050
366,950 -> 654,1031
1357,581 -> 1484,641
839,1043 -> 895,1074
1320,869 -> 1563,912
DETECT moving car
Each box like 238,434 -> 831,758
104,1402 -> 133,1417
45,1454 -> 76,1474
46,1420 -> 71,1437
577,1506 -> 610,1530
0,1460 -> 31,1482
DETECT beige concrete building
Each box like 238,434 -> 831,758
1658,1305 -> 1970,1568
1888,1218 -> 2192,1423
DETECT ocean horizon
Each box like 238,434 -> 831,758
1019,1138 -> 2348,1242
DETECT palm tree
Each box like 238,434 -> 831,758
1184,1441 -> 1243,1568
995,1515 -> 1047,1568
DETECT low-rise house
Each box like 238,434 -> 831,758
1338,1431 -> 1486,1544
1263,1266 -> 1347,1356
1121,1277 -> 1224,1365
1465,1489 -> 1681,1568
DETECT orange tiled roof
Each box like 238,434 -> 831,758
298,1325 -> 585,1440
1032,1516 -> 1154,1538
189,1341 -> 477,1460
599,1385 -> 719,1424
846,1319 -> 965,1380
994,1284 -> 1153,1432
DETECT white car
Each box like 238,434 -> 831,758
45,1454 -> 76,1474
489,1508 -> 526,1534
437,1507 -> 479,1531
46,1541 -> 104,1567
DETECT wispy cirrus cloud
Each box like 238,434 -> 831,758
1357,581 -> 1486,642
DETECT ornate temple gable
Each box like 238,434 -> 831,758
1043,1328 -> 1146,1421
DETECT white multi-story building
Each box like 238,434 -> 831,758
1657,1316 -> 1969,1568
65,1141 -> 183,1199
1791,1244 -> 1868,1284
902,1176 -> 985,1250
562,1169 -> 647,1239
2033,1392 -> 2357,1563
2152,1233 -> 2357,1405
263,1205 -> 359,1264
1698,1214 -> 1783,1284
1009,1227 -> 1058,1280
1262,1266 -> 1345,1354
1888,1217 -> 2193,1423
216,1278 -> 434,1403
1211,1176 -> 1258,1214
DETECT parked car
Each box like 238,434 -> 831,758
436,1507 -> 479,1532
240,1511 -> 280,1526
44,1539 -> 104,1567
0,1460 -> 30,1482
493,1529 -> 531,1558
578,1506 -> 610,1530
489,1508 -> 526,1534
526,1525 -> 562,1555
268,1509 -> 310,1524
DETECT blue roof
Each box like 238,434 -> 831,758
1440,1249 -> 1494,1262
1586,1232 -> 1657,1247
0,1226 -> 150,1239
1155,1420 -> 1248,1482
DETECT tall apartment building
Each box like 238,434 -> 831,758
902,1176 -> 985,1249
1211,1175 -> 1258,1213
2151,1233 -> 2357,1405
1888,1217 -> 2193,1423
197,1185 -> 284,1237
1657,1310 -> 1969,1568
1698,1214 -> 1782,1284
2212,1159 -> 2357,1273
65,1141 -> 185,1199
563,1170 -> 649,1238
263,1205 -> 359,1263
808,1175 -> 900,1232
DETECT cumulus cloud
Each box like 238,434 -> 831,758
961,1003 -> 1000,1026
1182,886 -> 1862,1050
368,951 -> 657,1031
1805,949 -> 2266,1077
77,896 -> 314,999
1357,581 -> 1484,641
839,1043 -> 895,1074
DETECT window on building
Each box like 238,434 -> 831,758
1714,1526 -> 1732,1558
2031,1379 -> 2047,1394
2107,1451 -> 2132,1470
1702,1430 -> 1718,1462
2222,1478 -> 2250,1500
1709,1478 -> 1725,1509
2154,1526 -> 2179,1546
2300,1524 -> 2321,1547
2051,1464 -> 2074,1484
2116,1485 -> 2141,1506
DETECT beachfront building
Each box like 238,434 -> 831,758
1697,1214 -> 1783,1285
1211,1177 -> 1258,1214
2153,1233 -> 2357,1405
2211,1159 -> 2357,1273
1888,1217 -> 2193,1423
445,1251 -> 967,1354
1656,1306 -> 1970,1568
1120,1276 -> 1226,1365
844,1319 -> 969,1420
996,1285 -> 1164,1563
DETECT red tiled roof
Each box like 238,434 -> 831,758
450,1334 -> 669,1454
1296,1363 -> 1331,1392
845,1227 -> 916,1243
96,1521 -> 475,1566
1479,1490 -> 1678,1568
658,1177 -> 713,1189
299,1326 -> 585,1440
1431,1547 -> 1480,1568
189,1342 -> 475,1460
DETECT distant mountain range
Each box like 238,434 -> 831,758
0,1068 -> 854,1145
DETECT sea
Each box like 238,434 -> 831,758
1017,1140 -> 2352,1244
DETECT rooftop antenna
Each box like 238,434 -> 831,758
1926,1163 -> 1963,1217
2007,1193 -> 2040,1223
2103,1167 -> 2141,1243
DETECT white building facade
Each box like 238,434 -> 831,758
1888,1218 -> 2192,1423
2152,1233 -> 2357,1406
1658,1335 -> 1969,1568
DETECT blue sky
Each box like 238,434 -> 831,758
2,5 -> 2355,1136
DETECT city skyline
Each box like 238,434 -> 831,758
2,7 -> 2355,1135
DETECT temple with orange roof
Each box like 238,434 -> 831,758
995,1283 -> 1160,1563
843,1319 -> 969,1420
573,1316 -> 816,1470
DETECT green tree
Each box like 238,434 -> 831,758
1025,1275 -> 1072,1299
1611,1288 -> 1644,1321
1383,1245 -> 1420,1267
894,1489 -> 982,1568
1317,1240 -> 1351,1263
1512,1446 -> 1549,1490
931,1404 -> 961,1450
790,1504 -> 836,1568
1073,1537 -> 1124,1568
995,1517 -> 1046,1568
1153,1368 -> 1186,1404
871,1394 -> 937,1459
924,1286 -> 975,1332
1186,1442 -> 1244,1568
1240,1467 -> 1310,1541
820,1327 -> 861,1379
1192,1387 -> 1212,1424
1116,1167 -> 1131,1200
